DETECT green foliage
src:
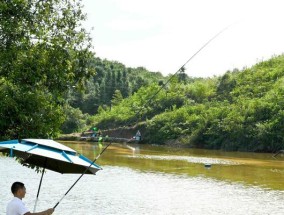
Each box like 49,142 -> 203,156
91,55 -> 284,152
0,80 -> 65,139
185,78 -> 217,102
66,57 -> 165,114
0,0 -> 94,93
146,105 -> 206,144
61,105 -> 88,134
111,90 -> 123,107
0,0 -> 93,139
2,0 -> 283,153
216,70 -> 238,102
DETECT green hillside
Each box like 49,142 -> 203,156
91,55 -> 284,152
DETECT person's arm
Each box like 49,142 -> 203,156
24,208 -> 54,215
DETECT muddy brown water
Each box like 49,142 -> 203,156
1,141 -> 283,214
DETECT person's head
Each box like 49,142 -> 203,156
11,182 -> 26,199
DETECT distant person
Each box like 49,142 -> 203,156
6,182 -> 54,215
135,130 -> 141,141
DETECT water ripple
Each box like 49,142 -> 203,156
126,154 -> 241,165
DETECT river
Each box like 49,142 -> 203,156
1,141 -> 284,214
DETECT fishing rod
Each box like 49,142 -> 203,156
52,24 -> 232,210
53,141 -> 112,209
119,25 -> 234,148
135,24 -> 232,118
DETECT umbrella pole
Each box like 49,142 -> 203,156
33,158 -> 47,212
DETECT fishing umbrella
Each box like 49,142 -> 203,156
0,138 -> 101,211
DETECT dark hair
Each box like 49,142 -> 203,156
11,182 -> 25,194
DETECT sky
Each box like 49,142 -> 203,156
82,0 -> 284,77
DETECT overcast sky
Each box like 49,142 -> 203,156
82,0 -> 284,77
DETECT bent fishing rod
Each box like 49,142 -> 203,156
53,24 -> 232,210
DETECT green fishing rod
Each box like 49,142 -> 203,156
52,24 -> 232,210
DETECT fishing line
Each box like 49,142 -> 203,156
53,24 -> 232,210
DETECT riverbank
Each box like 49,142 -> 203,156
57,134 -> 138,144
58,124 -> 284,154
58,124 -> 147,144
57,133 -> 187,147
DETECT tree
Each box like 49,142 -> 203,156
0,0 -> 94,139
121,69 -> 130,97
111,90 -> 123,107
61,105 -> 87,134
0,81 -> 65,139
177,66 -> 188,83
216,71 -> 237,102
0,0 -> 94,93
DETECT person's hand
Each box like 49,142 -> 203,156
46,208 -> 54,215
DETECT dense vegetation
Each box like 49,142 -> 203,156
62,60 -> 195,133
1,1 -> 283,153
67,57 -> 165,115
0,0 -> 94,139
90,55 -> 284,152
61,57 -> 167,133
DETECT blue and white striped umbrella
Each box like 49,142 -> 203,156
0,139 -> 101,174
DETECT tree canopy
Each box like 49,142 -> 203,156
0,0 -> 94,139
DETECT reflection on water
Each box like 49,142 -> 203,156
1,141 -> 284,215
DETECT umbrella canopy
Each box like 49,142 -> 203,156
0,138 -> 103,212
0,139 -> 101,174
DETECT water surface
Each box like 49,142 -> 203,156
68,142 -> 284,190
1,142 -> 283,214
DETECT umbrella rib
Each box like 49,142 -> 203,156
62,151 -> 73,163
26,144 -> 38,152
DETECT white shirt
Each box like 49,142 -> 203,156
6,197 -> 29,215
